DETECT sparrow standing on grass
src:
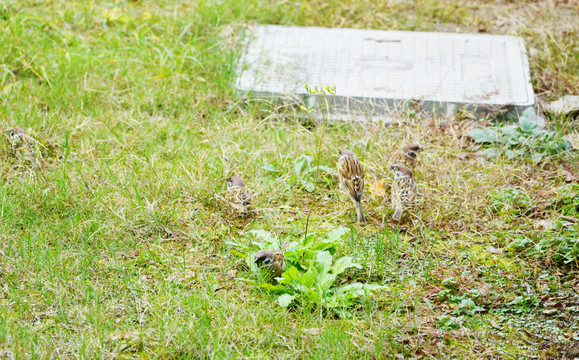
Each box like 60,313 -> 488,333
391,164 -> 418,221
9,126 -> 40,166
254,242 -> 288,280
337,149 -> 366,223
390,144 -> 423,168
225,175 -> 254,214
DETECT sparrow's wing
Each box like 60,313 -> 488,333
225,188 -> 240,203
239,187 -> 253,205
399,178 -> 418,206
411,180 -> 419,200
391,181 -> 400,204
391,180 -> 405,221
339,157 -> 364,201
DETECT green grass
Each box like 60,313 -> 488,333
1,0 -> 578,358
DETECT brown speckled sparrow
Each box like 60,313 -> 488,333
391,164 -> 418,221
9,126 -> 40,166
254,242 -> 288,280
226,175 -> 254,214
390,144 -> 423,168
337,149 -> 366,223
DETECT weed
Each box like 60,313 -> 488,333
490,187 -> 535,216
469,109 -> 573,162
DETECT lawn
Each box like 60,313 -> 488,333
0,0 -> 578,358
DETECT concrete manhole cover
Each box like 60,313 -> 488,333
235,25 -> 535,121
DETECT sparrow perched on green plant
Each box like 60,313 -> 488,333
226,175 -> 254,214
8,126 -> 40,166
337,149 -> 366,223
391,164 -> 418,221
390,144 -> 423,168
254,242 -> 288,280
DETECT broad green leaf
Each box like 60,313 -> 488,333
300,267 -> 320,288
310,241 -> 338,252
505,149 -> 517,159
501,125 -> 520,145
303,232 -> 317,247
262,164 -> 278,172
318,272 -> 336,291
285,248 -> 317,264
316,251 -> 333,270
519,117 -> 537,132
468,128 -> 498,144
325,227 -> 350,244
500,125 -> 518,136
482,147 -> 502,158
531,152 -> 544,162
294,157 -> 307,178
294,155 -> 313,178
302,180 -> 315,193
332,256 -> 362,276
281,268 -> 311,292
277,294 -> 296,307
519,108 -> 538,131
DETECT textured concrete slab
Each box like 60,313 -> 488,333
235,25 -> 535,121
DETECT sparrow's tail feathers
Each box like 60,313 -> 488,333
355,201 -> 366,223
393,207 -> 403,221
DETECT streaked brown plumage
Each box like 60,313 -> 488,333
254,242 -> 288,280
9,126 -> 40,166
390,144 -> 423,168
337,149 -> 365,223
226,175 -> 254,214
391,164 -> 418,221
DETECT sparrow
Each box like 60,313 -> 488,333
390,144 -> 423,168
337,149 -> 366,223
8,126 -> 40,166
254,242 -> 288,280
390,164 -> 419,221
225,175 -> 254,214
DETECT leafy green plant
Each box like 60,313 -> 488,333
550,184 -> 579,216
437,314 -> 466,330
490,187 -> 535,216
508,225 -> 578,267
432,286 -> 485,329
290,154 -> 337,193
468,108 -> 572,161
277,251 -> 384,318
229,228 -> 385,318
493,294 -> 540,315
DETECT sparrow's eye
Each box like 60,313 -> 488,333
263,258 -> 272,265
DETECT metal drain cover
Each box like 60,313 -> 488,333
235,25 -> 535,120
